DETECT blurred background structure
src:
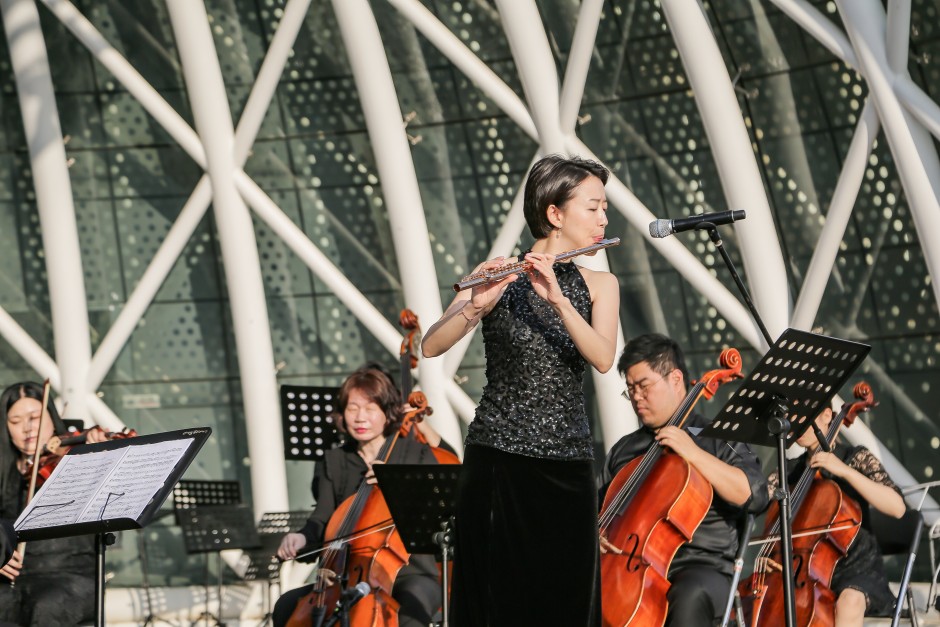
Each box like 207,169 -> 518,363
0,0 -> 938,619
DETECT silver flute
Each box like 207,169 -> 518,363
453,237 -> 620,292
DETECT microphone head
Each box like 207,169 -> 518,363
339,581 -> 372,604
648,219 -> 673,239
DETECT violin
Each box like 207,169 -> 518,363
599,348 -> 743,627
739,382 -> 876,627
22,426 -> 138,488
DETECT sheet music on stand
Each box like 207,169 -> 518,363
15,428 -> 212,539
13,428 -> 211,627
701,329 -> 871,447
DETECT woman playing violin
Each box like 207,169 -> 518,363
422,154 -> 620,626
763,406 -> 906,625
272,366 -> 444,627
0,381 -> 109,627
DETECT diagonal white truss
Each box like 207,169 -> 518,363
0,0 -> 936,533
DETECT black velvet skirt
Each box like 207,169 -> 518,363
450,444 -> 600,626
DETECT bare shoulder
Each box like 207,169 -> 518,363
576,266 -> 619,301
578,266 -> 619,290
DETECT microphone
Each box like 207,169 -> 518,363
325,582 -> 372,627
648,209 -> 746,238
340,581 -> 371,606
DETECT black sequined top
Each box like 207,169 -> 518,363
466,260 -> 594,460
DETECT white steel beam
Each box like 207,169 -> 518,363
235,174 -> 479,425
0,0 -> 97,424
41,0 -> 208,166
0,308 -> 60,388
769,0 -> 857,66
166,0 -> 287,517
495,0 -> 565,153
569,137 -> 765,351
559,0 -> 605,133
87,182 -> 212,390
89,0 -> 312,391
835,0 -> 940,310
330,0 -> 462,452
387,0 -> 763,351
660,0 -> 790,344
384,0 -> 537,138
771,0 -> 940,143
495,0 -> 631,447
791,102 -> 880,329
46,0 -> 483,442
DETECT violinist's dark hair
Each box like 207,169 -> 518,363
336,368 -> 403,437
523,154 -> 609,239
617,334 -> 690,389
0,381 -> 68,515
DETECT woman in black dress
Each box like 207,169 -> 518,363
422,154 -> 620,626
273,367 -> 444,627
766,407 -> 907,624
0,381 -> 108,627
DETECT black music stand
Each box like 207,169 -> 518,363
238,511 -> 310,626
701,328 -> 870,627
280,385 -> 343,461
173,480 -> 246,627
178,503 -> 261,627
15,427 -> 212,627
373,464 -> 462,627
173,480 -> 242,518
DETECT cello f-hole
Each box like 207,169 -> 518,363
792,554 -> 805,588
622,534 -> 642,573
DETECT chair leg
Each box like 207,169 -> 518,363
907,586 -> 919,627
892,521 -> 923,627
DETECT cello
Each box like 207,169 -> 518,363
285,397 -> 434,627
599,348 -> 744,627
738,382 -> 876,627
397,309 -> 460,465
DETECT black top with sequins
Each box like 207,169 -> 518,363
466,260 -> 594,460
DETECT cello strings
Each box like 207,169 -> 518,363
599,382 -> 705,531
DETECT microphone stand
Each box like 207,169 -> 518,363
700,223 -> 773,348
699,222 -> 797,627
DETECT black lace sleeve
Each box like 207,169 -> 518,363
766,469 -> 780,501
847,446 -> 902,495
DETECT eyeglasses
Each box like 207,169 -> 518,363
622,373 -> 668,400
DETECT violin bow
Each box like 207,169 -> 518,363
24,379 -> 52,507
14,379 -> 52,573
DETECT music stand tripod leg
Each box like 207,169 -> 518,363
94,532 -> 116,627
768,399 -> 797,627
435,518 -> 455,627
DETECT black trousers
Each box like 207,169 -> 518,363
664,565 -> 732,627
0,572 -> 95,627
450,445 -> 600,627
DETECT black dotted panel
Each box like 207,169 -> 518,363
280,384 -> 341,461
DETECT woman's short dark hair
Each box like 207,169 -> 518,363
336,369 -> 403,437
617,334 -> 689,388
523,154 -> 610,239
